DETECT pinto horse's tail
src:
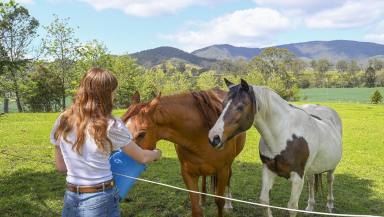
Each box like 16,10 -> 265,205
314,173 -> 323,193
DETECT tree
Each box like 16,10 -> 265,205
315,58 -> 332,74
290,59 -> 307,75
336,60 -> 348,73
24,64 -> 62,112
315,58 -> 332,87
41,15 -> 79,110
0,0 -> 39,112
76,39 -> 112,70
369,58 -> 384,71
196,71 -> 219,90
365,66 -> 376,88
249,47 -> 298,100
110,55 -> 144,107
348,60 -> 360,74
371,90 -> 382,104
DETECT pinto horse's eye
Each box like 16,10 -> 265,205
137,132 -> 146,140
237,105 -> 244,112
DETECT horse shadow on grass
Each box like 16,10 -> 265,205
1,158 -> 383,217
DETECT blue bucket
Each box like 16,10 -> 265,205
110,150 -> 146,200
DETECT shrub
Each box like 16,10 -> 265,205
371,90 -> 382,104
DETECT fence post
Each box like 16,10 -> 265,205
4,98 -> 9,113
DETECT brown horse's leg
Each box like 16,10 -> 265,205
215,168 -> 230,217
200,176 -> 207,206
182,170 -> 203,217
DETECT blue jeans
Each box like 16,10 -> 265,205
62,187 -> 120,217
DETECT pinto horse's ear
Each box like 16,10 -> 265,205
131,91 -> 140,104
240,79 -> 249,91
224,78 -> 235,89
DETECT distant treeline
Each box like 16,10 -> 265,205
1,1 -> 383,112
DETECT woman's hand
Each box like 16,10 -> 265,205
121,141 -> 162,164
153,149 -> 162,161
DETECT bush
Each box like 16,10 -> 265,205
371,90 -> 382,104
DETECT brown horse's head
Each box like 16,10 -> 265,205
122,91 -> 161,150
208,78 -> 257,149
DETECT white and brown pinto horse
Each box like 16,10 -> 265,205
208,79 -> 343,217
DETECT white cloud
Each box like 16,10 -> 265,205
254,0 -> 345,12
305,0 -> 384,29
15,0 -> 34,4
365,21 -> 384,44
81,0 -> 221,17
162,8 -> 290,51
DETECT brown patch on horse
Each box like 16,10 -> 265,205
260,134 -> 309,179
191,88 -> 226,129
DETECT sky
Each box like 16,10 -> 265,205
16,0 -> 384,54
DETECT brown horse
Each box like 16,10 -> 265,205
121,89 -> 246,217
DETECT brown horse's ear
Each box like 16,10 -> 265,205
131,91 -> 141,104
144,93 -> 161,114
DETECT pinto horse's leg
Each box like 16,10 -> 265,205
224,167 -> 233,210
326,170 -> 335,213
287,172 -> 305,217
215,168 -> 230,217
200,176 -> 207,206
259,165 -> 276,217
182,171 -> 203,217
305,174 -> 316,212
224,186 -> 233,210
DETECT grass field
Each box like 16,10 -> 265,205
0,102 -> 383,217
299,87 -> 384,103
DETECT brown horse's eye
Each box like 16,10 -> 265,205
137,132 -> 146,140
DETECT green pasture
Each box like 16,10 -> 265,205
300,87 -> 384,103
0,102 -> 383,217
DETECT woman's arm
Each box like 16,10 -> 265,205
121,141 -> 161,164
55,146 -> 67,173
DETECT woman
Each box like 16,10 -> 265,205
50,68 -> 161,217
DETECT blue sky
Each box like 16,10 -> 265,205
17,0 -> 384,54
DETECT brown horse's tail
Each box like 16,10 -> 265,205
314,173 -> 323,193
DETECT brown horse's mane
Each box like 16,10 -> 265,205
191,88 -> 225,129
121,102 -> 148,123
121,88 -> 227,128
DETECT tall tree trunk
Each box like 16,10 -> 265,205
62,80 -> 66,111
11,68 -> 23,112
3,98 -> 9,113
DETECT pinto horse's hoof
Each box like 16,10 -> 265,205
224,203 -> 233,210
327,207 -> 336,213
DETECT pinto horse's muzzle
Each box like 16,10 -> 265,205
209,135 -> 223,149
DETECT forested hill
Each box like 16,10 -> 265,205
131,46 -> 216,68
192,40 -> 384,61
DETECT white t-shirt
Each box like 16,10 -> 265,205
50,115 -> 132,186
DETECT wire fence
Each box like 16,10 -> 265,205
0,149 -> 382,217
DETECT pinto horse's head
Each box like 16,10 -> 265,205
122,91 -> 161,150
208,78 -> 257,149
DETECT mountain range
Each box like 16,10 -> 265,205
131,40 -> 384,68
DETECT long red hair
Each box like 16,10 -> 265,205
54,68 -> 118,154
